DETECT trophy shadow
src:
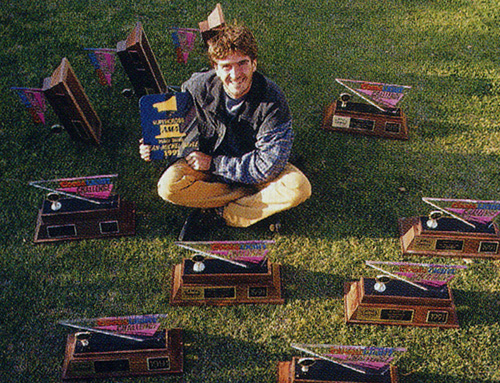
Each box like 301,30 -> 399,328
401,372 -> 497,383
181,330 -> 285,383
453,288 -> 500,327
281,264 -> 345,301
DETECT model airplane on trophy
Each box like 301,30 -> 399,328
344,260 -> 467,328
321,78 -> 411,140
30,174 -> 135,243
399,197 -> 500,259
59,314 -> 183,380
170,240 -> 284,306
278,343 -> 405,383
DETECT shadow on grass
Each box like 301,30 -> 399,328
281,264 -> 344,301
402,372 -> 498,383
453,289 -> 500,327
181,330 -> 284,383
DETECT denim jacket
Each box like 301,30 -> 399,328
182,70 -> 293,185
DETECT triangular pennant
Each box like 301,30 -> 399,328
29,174 -> 118,204
366,261 -> 466,289
176,240 -> 275,268
423,197 -> 500,228
59,314 -> 168,341
292,344 -> 406,375
11,87 -> 46,124
85,48 -> 117,86
170,27 -> 198,64
336,78 -> 411,112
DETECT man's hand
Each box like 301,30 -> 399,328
139,138 -> 152,162
185,151 -> 212,171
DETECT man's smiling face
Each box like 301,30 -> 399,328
214,51 -> 257,99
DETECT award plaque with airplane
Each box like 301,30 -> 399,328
59,314 -> 183,380
321,79 -> 411,140
399,197 -> 500,259
30,174 -> 135,243
344,260 -> 466,328
278,343 -> 405,383
170,240 -> 284,306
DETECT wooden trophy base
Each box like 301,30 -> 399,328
321,101 -> 408,140
170,258 -> 284,306
278,357 -> 398,383
34,195 -> 135,243
62,329 -> 183,380
344,277 -> 459,328
399,216 -> 500,259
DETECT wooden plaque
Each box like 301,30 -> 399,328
34,195 -> 135,243
116,22 -> 167,97
278,357 -> 399,383
62,329 -> 183,380
199,3 -> 225,44
170,258 -> 284,306
344,277 -> 459,328
43,58 -> 101,145
399,216 -> 500,259
321,100 -> 408,140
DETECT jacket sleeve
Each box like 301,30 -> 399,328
210,119 -> 293,184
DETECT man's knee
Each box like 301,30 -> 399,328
278,166 -> 312,206
157,162 -> 194,203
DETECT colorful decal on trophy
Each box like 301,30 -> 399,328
423,197 -> 500,228
170,27 -> 198,64
366,261 -> 466,289
291,343 -> 406,374
11,87 -> 46,124
59,314 -> 168,341
177,240 -> 274,265
336,78 -> 411,112
85,48 -> 116,86
29,174 -> 118,204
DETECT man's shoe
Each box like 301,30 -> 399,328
178,209 -> 225,241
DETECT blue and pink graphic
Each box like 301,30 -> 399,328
85,48 -> 116,86
11,87 -> 46,124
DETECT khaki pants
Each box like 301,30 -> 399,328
157,159 -> 312,227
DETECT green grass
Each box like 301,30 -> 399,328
1,0 -> 500,382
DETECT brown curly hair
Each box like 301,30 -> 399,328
207,22 -> 258,66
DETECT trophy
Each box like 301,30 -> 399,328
344,261 -> 466,328
116,22 -> 167,98
199,3 -> 225,44
278,343 -> 405,383
321,79 -> 411,140
399,197 -> 500,259
140,92 -> 199,162
170,240 -> 284,306
30,175 -> 135,243
59,314 -> 183,380
43,58 -> 102,145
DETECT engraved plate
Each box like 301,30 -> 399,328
413,237 -> 435,251
94,359 -> 130,373
350,118 -> 375,131
380,309 -> 414,322
385,122 -> 401,133
478,241 -> 499,253
47,224 -> 77,238
100,220 -> 119,234
69,360 -> 94,374
181,287 -> 204,300
248,286 -> 268,298
435,239 -> 464,251
426,310 -> 449,324
148,356 -> 171,371
204,287 -> 236,299
332,115 -> 351,129
357,307 -> 381,321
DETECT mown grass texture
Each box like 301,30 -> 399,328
1,0 -> 500,382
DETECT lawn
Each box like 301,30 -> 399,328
1,0 -> 499,382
